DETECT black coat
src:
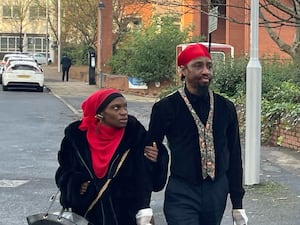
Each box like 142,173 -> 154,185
55,115 -> 153,225
60,56 -> 71,68
147,90 -> 245,208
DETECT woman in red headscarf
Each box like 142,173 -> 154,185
55,88 -> 160,225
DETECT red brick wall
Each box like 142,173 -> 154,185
194,0 -> 294,59
270,123 -> 300,151
69,66 -> 169,97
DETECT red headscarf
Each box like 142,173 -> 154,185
177,43 -> 211,67
79,88 -> 125,178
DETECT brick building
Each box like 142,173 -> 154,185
98,0 -> 294,69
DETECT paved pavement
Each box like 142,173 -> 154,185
43,65 -> 300,225
43,66 -> 157,117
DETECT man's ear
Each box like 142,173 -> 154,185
181,66 -> 188,75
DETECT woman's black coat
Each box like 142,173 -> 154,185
55,115 -> 154,225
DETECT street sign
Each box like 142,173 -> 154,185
208,6 -> 218,34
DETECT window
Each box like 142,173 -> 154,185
29,6 -> 46,19
27,37 -> 45,52
35,38 -> 42,51
8,37 -> 16,51
0,35 -> 48,52
212,0 -> 226,17
3,6 -> 11,18
0,37 -> 8,51
124,17 -> 142,32
12,6 -> 20,18
2,5 -> 20,18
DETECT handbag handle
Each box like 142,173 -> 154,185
45,189 -> 61,216
84,149 -> 130,217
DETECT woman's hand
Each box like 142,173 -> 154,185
80,180 -> 90,195
144,142 -> 158,162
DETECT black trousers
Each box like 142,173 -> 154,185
164,175 -> 229,225
62,66 -> 70,81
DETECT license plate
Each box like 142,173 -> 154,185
18,75 -> 30,78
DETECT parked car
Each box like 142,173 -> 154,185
2,61 -> 44,92
0,53 -> 29,84
1,53 -> 29,66
27,53 -> 52,65
4,57 -> 39,70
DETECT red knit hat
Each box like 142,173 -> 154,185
177,43 -> 211,67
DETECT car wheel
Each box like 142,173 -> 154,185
2,85 -> 8,91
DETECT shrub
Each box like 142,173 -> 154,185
159,56 -> 300,143
212,57 -> 248,97
109,15 -> 192,84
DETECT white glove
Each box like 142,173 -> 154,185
136,208 -> 153,225
232,209 -> 248,225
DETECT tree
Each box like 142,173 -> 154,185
259,0 -> 300,61
142,0 -> 300,61
3,0 -> 35,52
60,0 -> 98,46
112,0 -> 150,54
109,15 -> 191,84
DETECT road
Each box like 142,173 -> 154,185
0,88 -> 236,225
2,88 -> 299,225
0,89 -> 168,225
0,89 -> 75,225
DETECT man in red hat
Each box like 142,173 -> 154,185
146,43 -> 248,225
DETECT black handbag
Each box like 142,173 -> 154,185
27,149 -> 130,225
26,190 -> 89,225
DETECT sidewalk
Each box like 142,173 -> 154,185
43,65 -> 300,225
43,65 -> 158,102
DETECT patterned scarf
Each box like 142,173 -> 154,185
178,88 -> 215,180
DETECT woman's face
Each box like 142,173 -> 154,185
100,97 -> 128,128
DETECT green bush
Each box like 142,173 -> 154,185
109,15 -> 192,84
212,57 -> 248,97
260,58 -> 297,98
159,56 -> 300,143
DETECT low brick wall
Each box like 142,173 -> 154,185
270,123 -> 300,151
69,66 -> 89,82
102,73 -> 171,97
69,65 -> 170,97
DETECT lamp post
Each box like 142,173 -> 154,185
245,0 -> 262,185
98,2 -> 105,88
46,0 -> 49,65
57,0 -> 61,73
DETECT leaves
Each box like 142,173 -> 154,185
109,15 -> 191,84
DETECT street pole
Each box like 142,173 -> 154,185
57,0 -> 61,73
207,0 -> 211,52
46,0 -> 49,65
245,0 -> 262,185
98,2 -> 105,89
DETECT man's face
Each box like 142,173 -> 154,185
182,57 -> 213,88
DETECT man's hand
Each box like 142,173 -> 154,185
144,142 -> 158,162
232,209 -> 248,225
